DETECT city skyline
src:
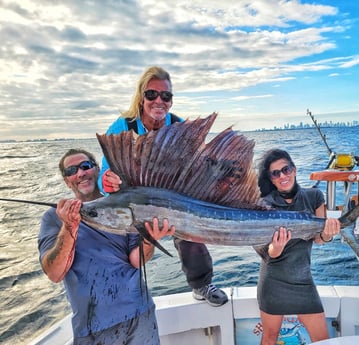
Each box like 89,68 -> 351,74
2,116 -> 357,143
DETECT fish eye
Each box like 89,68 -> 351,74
88,208 -> 98,217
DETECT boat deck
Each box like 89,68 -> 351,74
29,285 -> 359,345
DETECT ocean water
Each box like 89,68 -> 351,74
0,127 -> 359,344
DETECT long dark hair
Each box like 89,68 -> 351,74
257,149 -> 295,197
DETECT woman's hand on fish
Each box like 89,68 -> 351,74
145,218 -> 175,241
268,226 -> 291,258
319,218 -> 340,243
102,169 -> 122,193
56,199 -> 82,238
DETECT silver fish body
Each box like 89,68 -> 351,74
80,186 -> 350,247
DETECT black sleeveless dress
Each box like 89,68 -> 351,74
257,187 -> 325,314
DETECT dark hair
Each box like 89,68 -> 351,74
257,149 -> 295,197
59,148 -> 98,177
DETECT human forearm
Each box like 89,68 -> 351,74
317,231 -> 333,243
42,223 -> 77,282
130,240 -> 155,268
129,218 -> 175,268
268,227 -> 291,258
268,243 -> 283,258
313,214 -> 340,244
98,156 -> 109,193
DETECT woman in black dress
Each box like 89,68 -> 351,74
256,149 -> 340,345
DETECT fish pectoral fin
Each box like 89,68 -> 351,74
253,244 -> 270,262
134,223 -> 173,257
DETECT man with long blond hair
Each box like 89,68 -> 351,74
99,66 -> 228,307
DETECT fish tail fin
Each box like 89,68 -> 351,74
340,222 -> 359,259
338,203 -> 359,228
338,204 -> 359,257
134,223 -> 173,257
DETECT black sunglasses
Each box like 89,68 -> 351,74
144,89 -> 173,102
269,165 -> 294,179
64,161 -> 97,177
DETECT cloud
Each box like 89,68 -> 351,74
0,0 -> 357,140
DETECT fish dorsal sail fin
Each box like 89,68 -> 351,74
96,112 -> 261,209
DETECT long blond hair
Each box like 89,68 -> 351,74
122,66 -> 172,120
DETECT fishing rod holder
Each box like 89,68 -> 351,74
310,170 -> 359,213
330,153 -> 356,171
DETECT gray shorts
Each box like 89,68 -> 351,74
74,307 -> 160,345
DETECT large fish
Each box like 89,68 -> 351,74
79,186 -> 359,258
2,188 -> 358,258
1,113 -> 359,258
90,112 -> 359,258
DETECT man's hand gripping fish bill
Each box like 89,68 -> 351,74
80,199 -> 173,256
0,196 -> 173,257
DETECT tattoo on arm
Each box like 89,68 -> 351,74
45,228 -> 77,280
46,234 -> 65,266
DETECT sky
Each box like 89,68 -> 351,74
0,0 -> 358,141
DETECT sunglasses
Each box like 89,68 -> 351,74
144,89 -> 173,102
269,165 -> 294,179
64,161 -> 97,177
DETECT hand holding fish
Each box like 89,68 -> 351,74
129,218 -> 175,268
144,218 -> 176,243
56,199 -> 82,239
317,218 -> 340,243
41,199 -> 82,283
268,227 -> 292,258
102,169 -> 122,193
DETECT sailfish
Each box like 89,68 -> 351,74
1,113 -> 359,258
85,112 -> 359,258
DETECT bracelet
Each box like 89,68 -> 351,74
319,232 -> 333,243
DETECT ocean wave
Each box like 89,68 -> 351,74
0,128 -> 358,345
